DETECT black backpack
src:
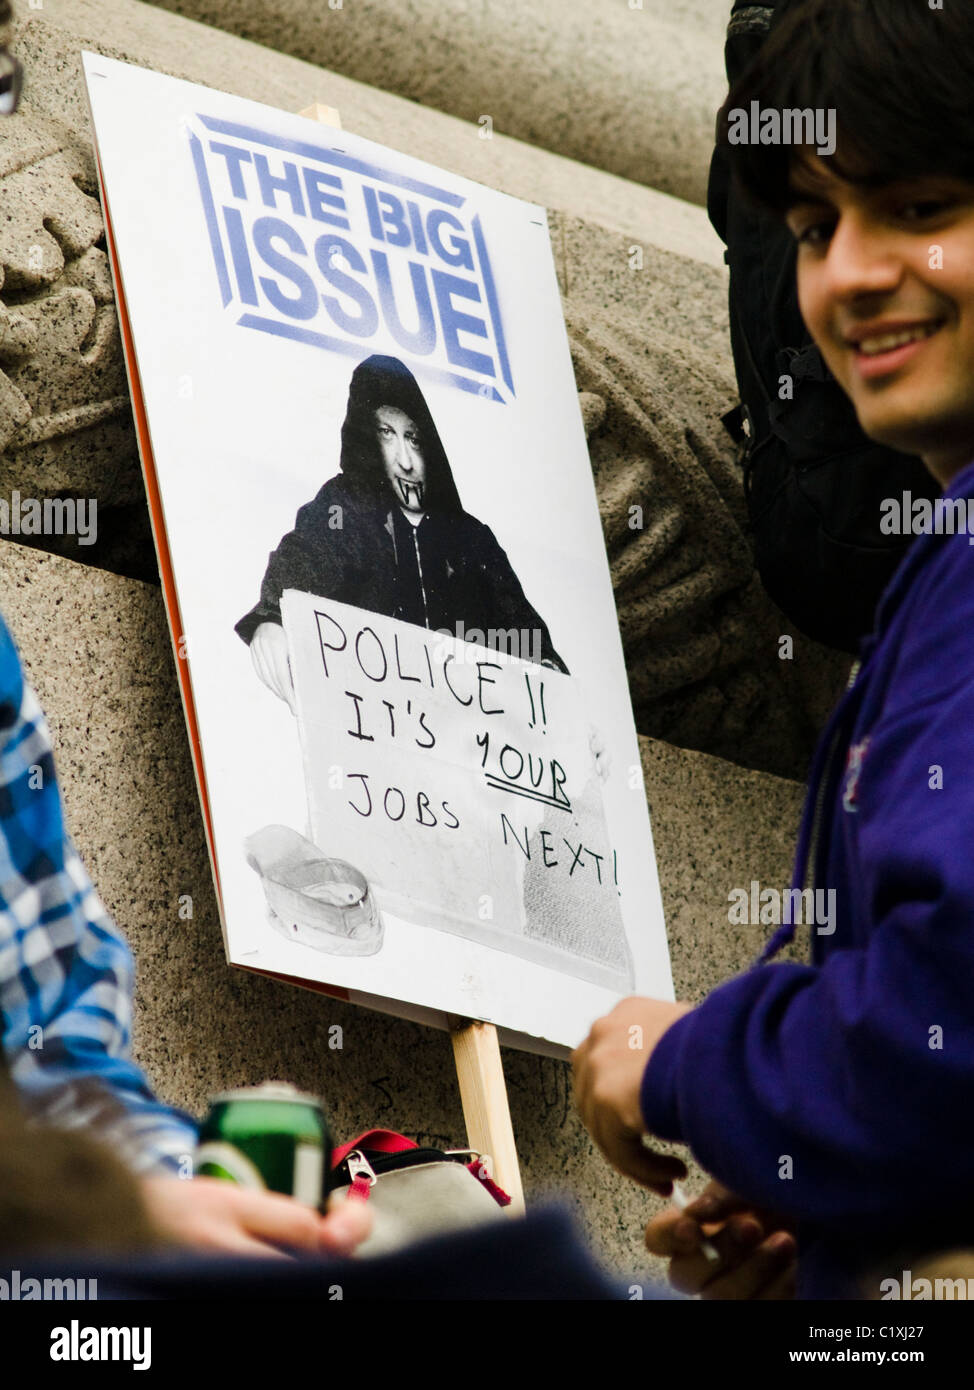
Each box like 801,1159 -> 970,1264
708,1 -> 938,653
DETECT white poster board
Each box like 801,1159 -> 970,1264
84,54 -> 673,1051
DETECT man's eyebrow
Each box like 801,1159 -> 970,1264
785,176 -> 833,207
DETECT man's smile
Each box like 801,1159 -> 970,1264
840,316 -> 947,381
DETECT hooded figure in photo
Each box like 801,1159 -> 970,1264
236,354 -> 567,672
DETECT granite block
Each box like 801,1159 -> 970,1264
143,0 -> 727,204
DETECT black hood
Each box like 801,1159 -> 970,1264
338,355 -> 462,515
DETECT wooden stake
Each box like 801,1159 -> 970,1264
300,102 -> 343,129
300,96 -> 526,1217
450,1018 -> 525,1215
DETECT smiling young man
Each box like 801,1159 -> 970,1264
787,166 -> 974,489
573,0 -> 974,1300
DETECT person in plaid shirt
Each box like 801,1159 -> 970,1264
0,606 -> 369,1253
0,611 -> 199,1171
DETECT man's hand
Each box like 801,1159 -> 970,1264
645,1179 -> 797,1300
139,1176 -> 371,1258
572,995 -> 692,1194
249,621 -> 296,713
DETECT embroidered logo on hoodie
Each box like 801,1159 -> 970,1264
843,737 -> 871,814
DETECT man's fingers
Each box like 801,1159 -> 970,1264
664,1219 -> 765,1295
646,1204 -> 762,1258
267,650 -> 289,704
697,1232 -> 798,1301
684,1182 -> 752,1224
250,637 -> 271,690
646,1200 -> 792,1300
251,635 -> 283,702
211,1183 -> 323,1252
269,648 -> 297,714
645,1205 -> 683,1256
569,1036 -> 589,1084
250,625 -> 295,709
210,1228 -> 294,1260
573,1052 -> 686,1193
645,1208 -> 705,1258
320,1194 -> 373,1253
269,647 -> 291,695
644,1180 -> 798,1302
603,1132 -> 687,1193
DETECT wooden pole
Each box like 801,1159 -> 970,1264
299,102 -> 343,128
450,1018 -> 525,1214
299,98 -> 526,1216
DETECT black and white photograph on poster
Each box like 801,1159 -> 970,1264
85,53 -> 672,1049
234,353 -> 569,675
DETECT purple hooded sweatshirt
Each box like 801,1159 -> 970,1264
642,458 -> 974,1300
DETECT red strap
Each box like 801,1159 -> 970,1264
331,1128 -> 418,1168
331,1131 -> 511,1208
466,1162 -> 512,1207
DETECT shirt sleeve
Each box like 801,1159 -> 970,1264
235,485 -> 342,643
641,551 -> 974,1236
0,614 -> 198,1175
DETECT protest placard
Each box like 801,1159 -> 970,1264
84,53 -> 672,1049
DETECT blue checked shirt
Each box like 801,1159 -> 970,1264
0,612 -> 198,1173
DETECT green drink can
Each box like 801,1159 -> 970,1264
195,1081 -> 332,1210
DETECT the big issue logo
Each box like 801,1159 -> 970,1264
187,113 -> 517,404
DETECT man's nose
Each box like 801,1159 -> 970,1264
396,434 -> 414,471
822,214 -> 903,302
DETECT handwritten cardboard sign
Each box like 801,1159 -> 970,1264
284,592 -> 633,991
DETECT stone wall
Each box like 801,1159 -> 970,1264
144,0 -> 729,204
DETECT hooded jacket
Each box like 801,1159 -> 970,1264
236,355 -> 566,671
641,458 -> 974,1299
